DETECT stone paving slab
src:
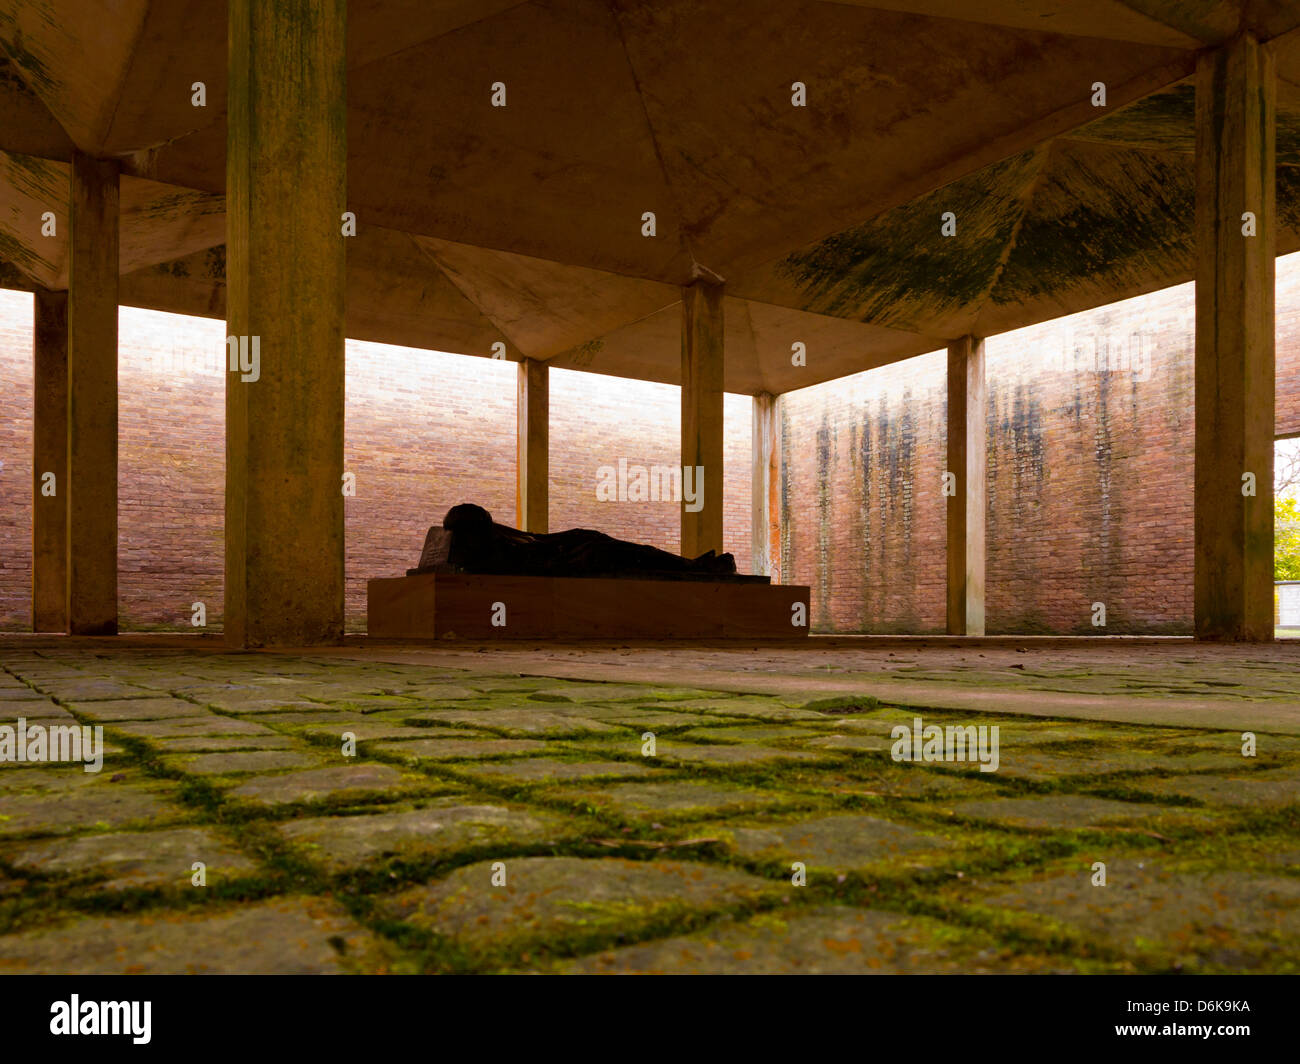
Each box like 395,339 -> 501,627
803,734 -> 892,753
0,689 -> 52,702
65,698 -> 209,721
0,785 -> 185,837
942,795 -> 1217,830
224,763 -> 418,806
278,802 -> 573,870
411,709 -> 630,737
369,737 -> 550,762
650,743 -> 830,766
816,768 -> 992,800
718,814 -> 954,871
4,826 -> 258,889
679,725 -> 824,743
665,700 -> 830,722
1139,768 -> 1300,807
145,734 -> 298,753
531,685 -> 718,703
382,856 -> 781,957
296,720 -> 458,742
592,709 -> 734,728
164,749 -> 324,776
969,859 -> 1300,970
395,685 -> 481,703
452,757 -> 662,784
0,898 -> 382,974
558,906 -> 1049,974
550,780 -> 801,822
33,681 -> 168,702
106,716 -> 276,738
4,647 -> 1300,974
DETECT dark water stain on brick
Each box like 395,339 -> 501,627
815,412 -> 834,629
779,401 -> 793,582
987,375 -> 1050,632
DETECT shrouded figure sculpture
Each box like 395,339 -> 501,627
410,503 -> 744,580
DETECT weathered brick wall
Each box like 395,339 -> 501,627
1277,259 -> 1300,437
0,304 -> 753,631
6,251 -> 1299,635
781,351 -> 947,633
117,308 -> 226,631
982,283 -> 1196,634
550,368 -> 752,559
782,252 -> 1300,634
0,289 -> 34,629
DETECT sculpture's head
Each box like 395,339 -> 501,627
443,503 -> 494,537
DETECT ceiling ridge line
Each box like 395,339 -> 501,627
817,0 -> 1203,48
969,142 -> 1057,331
402,231 -> 534,359
733,296 -> 767,395
604,0 -> 701,282
97,0 -> 158,154
348,0 -> 535,76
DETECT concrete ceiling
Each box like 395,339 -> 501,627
2,0 -> 1299,393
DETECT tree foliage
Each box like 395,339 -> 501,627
1277,495 -> 1300,581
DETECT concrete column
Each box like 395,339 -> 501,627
66,152 -> 119,636
751,392 -> 782,580
681,281 -> 725,558
516,357 -> 549,533
225,0 -> 347,647
32,289 -> 67,632
1194,33 -> 1276,641
946,335 -> 986,636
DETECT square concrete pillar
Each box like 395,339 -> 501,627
32,289 -> 68,632
681,281 -> 725,559
946,335 -> 986,636
66,152 -> 119,636
752,391 -> 782,580
225,0 -> 347,647
516,358 -> 549,533
1194,33 -> 1275,641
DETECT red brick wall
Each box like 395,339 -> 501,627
550,368 -> 752,559
1278,258 -> 1300,438
781,352 -> 947,633
782,252 -> 1300,634
982,284 -> 1195,634
0,305 -> 753,631
0,289 -> 34,629
7,251 -> 1299,635
117,309 -> 226,631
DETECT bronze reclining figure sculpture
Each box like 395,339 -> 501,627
409,503 -> 767,582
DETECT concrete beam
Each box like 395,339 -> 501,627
1194,33 -> 1276,641
224,0 -> 347,648
752,392 -> 782,579
516,357 -> 549,533
32,289 -> 68,633
946,336 -> 986,636
66,152 -> 119,636
681,281 -> 725,559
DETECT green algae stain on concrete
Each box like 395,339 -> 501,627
993,140 -> 1194,304
775,149 -> 1044,329
1068,83 -> 1194,154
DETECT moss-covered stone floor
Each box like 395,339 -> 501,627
1,644 -> 1297,974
